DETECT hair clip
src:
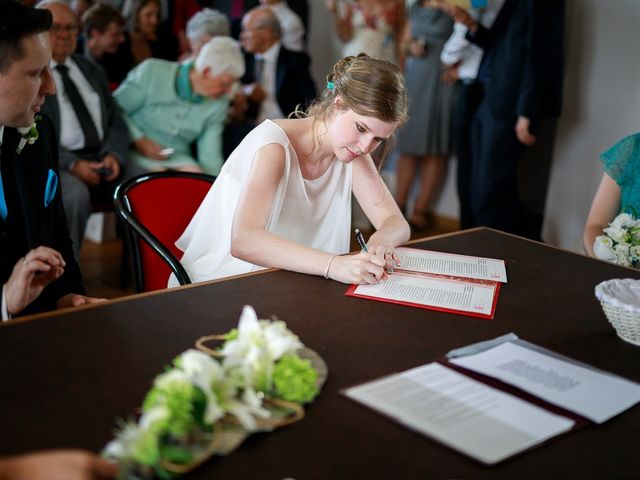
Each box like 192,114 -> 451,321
326,81 -> 335,91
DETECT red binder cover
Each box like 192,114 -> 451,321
345,273 -> 502,320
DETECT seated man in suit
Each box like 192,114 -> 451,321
0,0 -> 104,320
224,5 -> 315,157
39,1 -> 129,259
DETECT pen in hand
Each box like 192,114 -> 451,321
355,228 -> 368,252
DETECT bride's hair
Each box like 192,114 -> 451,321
295,53 -> 408,164
307,53 -> 408,125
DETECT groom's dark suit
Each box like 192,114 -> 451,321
0,116 -> 84,316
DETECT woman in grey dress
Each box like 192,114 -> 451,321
395,2 -> 453,229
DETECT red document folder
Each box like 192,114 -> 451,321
345,248 -> 506,320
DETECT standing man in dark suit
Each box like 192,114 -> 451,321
445,0 -> 565,239
39,1 -> 129,259
0,0 -> 105,321
225,5 -> 315,156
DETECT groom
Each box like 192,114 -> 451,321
0,0 -> 102,320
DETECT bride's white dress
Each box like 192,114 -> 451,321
168,120 -> 353,286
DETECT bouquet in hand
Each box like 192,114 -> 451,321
593,212 -> 640,268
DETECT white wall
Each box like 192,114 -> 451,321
307,1 -> 640,252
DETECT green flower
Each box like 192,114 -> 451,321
143,370 -> 207,437
272,354 -> 319,404
104,406 -> 169,468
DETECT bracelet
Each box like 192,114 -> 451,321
1,284 -> 11,322
324,254 -> 338,280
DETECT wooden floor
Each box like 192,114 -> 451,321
79,215 -> 460,299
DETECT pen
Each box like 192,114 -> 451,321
355,228 -> 368,252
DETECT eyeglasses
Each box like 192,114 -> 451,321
50,23 -> 79,34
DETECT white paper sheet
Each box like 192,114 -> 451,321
353,273 -> 497,316
395,247 -> 508,283
451,342 -> 640,423
344,363 -> 574,465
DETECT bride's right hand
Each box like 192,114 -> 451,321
328,252 -> 387,284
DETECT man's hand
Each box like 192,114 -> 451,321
0,449 -> 118,480
57,294 -> 107,310
70,160 -> 101,186
407,38 -> 427,58
229,92 -> 249,122
133,137 -> 168,161
441,4 -> 478,33
247,83 -> 266,104
441,63 -> 460,84
4,247 -> 65,317
515,116 -> 537,146
97,154 -> 121,182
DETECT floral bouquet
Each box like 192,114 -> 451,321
593,212 -> 640,268
103,306 -> 326,479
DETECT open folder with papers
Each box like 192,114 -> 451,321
342,337 -> 640,465
345,247 -> 507,319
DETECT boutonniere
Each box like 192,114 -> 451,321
16,115 -> 41,155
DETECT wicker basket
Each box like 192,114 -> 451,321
596,279 -> 640,346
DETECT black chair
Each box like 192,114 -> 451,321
114,171 -> 215,293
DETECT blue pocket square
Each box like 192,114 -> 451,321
0,171 -> 7,221
44,169 -> 58,208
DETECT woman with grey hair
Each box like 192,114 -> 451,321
114,37 -> 245,175
186,8 -> 231,56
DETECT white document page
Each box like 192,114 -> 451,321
353,273 -> 497,316
396,247 -> 508,283
451,342 -> 640,423
344,363 -> 574,465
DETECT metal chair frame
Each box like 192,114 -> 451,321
113,171 -> 214,292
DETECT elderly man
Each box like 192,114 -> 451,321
258,0 -> 305,51
224,5 -> 315,156
38,0 -> 129,259
79,2 -> 131,86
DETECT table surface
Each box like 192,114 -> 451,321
1,228 -> 639,479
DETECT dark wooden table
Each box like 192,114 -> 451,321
2,228 -> 639,479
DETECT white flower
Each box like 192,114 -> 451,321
103,406 -> 169,462
15,122 -> 38,154
264,320 -> 303,359
225,388 -> 271,431
154,368 -> 191,389
593,235 -> 617,262
221,306 -> 302,392
611,213 -> 637,230
178,349 -> 227,424
614,243 -> 632,267
176,348 -> 271,429
603,224 -> 627,243
604,213 -> 640,243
